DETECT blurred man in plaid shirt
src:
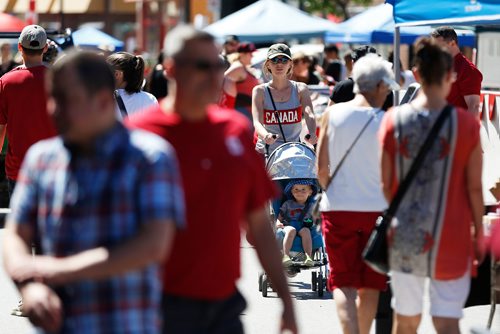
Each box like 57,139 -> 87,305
2,51 -> 185,333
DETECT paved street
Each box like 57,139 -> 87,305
0,229 -> 499,333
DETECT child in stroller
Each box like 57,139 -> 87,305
260,142 -> 328,297
277,179 -> 317,267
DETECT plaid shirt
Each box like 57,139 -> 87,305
10,123 -> 184,334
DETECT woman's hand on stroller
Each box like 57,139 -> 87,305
304,133 -> 318,145
265,133 -> 278,145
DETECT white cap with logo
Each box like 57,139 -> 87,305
19,25 -> 47,50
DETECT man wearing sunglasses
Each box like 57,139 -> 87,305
126,25 -> 297,334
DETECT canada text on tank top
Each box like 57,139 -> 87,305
263,106 -> 303,125
263,81 -> 302,126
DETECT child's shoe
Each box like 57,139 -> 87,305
282,255 -> 292,267
304,255 -> 314,267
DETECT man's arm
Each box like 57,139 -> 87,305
39,220 -> 176,285
464,94 -> 480,116
4,218 -> 177,285
247,208 -> 297,334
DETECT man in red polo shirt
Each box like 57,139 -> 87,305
0,25 -> 57,195
127,25 -> 297,334
432,26 -> 483,116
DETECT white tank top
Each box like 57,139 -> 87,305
319,104 -> 387,212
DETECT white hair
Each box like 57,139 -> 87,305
352,54 -> 395,93
163,24 -> 214,59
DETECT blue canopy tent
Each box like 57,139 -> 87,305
325,3 -> 475,45
388,0 -> 500,26
72,27 -> 124,51
204,0 -> 338,42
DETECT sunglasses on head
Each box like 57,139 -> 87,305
177,58 -> 226,72
270,57 -> 290,64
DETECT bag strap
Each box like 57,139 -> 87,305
266,85 -> 287,143
385,104 -> 452,219
114,90 -> 128,118
322,109 -> 380,191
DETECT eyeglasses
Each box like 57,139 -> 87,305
176,58 -> 226,72
270,57 -> 290,64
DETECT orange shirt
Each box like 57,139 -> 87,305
379,106 -> 480,279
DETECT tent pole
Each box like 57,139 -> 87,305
394,26 -> 401,106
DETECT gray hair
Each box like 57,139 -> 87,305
163,24 -> 214,59
352,54 -> 395,93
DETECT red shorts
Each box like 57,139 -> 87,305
322,211 -> 387,291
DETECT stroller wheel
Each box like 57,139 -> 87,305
261,274 -> 268,297
318,274 -> 324,297
258,272 -> 264,292
311,272 -> 317,291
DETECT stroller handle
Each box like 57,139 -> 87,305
304,134 -> 317,151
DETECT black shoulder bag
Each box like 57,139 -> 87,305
362,105 -> 452,275
114,90 -> 128,118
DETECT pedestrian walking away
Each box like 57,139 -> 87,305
0,25 -> 58,317
107,51 -> 158,119
317,53 -> 398,334
0,25 -> 57,197
127,24 -> 298,334
379,37 -> 484,334
2,51 -> 185,334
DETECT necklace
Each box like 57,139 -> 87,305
269,83 -> 292,103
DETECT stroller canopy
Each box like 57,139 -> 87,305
266,142 -> 317,180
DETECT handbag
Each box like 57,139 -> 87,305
362,105 -> 452,275
311,110 -> 379,222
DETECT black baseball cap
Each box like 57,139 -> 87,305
267,43 -> 291,60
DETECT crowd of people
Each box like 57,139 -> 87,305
0,20 -> 490,334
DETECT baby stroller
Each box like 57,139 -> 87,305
258,142 -> 329,297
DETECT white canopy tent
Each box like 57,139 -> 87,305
204,0 -> 338,42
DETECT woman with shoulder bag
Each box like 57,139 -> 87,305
379,37 -> 484,334
252,43 -> 317,155
317,54 -> 398,334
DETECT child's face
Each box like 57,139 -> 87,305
291,184 -> 313,204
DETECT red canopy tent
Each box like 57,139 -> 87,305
0,13 -> 26,32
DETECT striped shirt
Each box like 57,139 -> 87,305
9,123 -> 185,334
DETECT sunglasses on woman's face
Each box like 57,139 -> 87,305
270,57 -> 290,64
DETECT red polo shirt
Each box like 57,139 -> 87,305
0,65 -> 57,180
127,105 -> 277,300
447,53 -> 482,110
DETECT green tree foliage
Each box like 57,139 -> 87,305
301,0 -> 373,19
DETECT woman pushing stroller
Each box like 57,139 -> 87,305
252,43 -> 317,154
